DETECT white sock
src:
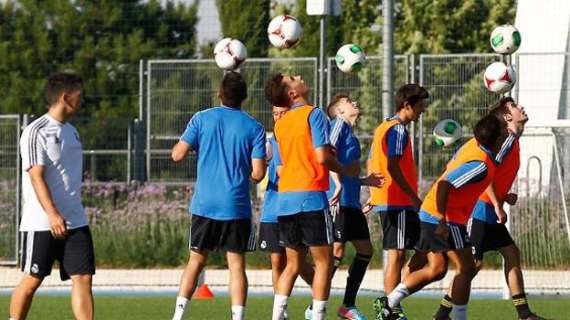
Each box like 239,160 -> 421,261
312,300 -> 328,320
172,296 -> 188,320
272,294 -> 289,320
451,304 -> 468,320
387,283 -> 410,308
231,305 -> 245,320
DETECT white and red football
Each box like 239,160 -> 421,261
213,38 -> 247,70
267,15 -> 303,49
483,62 -> 516,94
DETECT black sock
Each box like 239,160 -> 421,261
331,255 -> 343,278
433,294 -> 453,319
512,293 -> 531,319
342,253 -> 371,307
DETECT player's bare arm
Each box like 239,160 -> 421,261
434,180 -> 452,240
171,140 -> 193,162
388,156 -> 422,208
28,165 -> 67,239
251,158 -> 267,183
484,183 -> 508,224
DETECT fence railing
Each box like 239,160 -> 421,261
2,54 -> 570,278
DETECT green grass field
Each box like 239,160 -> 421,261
0,295 -> 566,319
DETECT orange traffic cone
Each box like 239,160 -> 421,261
193,284 -> 214,299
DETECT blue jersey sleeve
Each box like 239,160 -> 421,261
251,124 -> 266,159
495,133 -> 516,164
329,118 -> 349,149
273,139 -> 282,166
180,112 -> 201,147
386,124 -> 409,157
309,108 -> 331,149
444,161 -> 488,188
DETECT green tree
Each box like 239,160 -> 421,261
0,0 -> 197,123
216,0 -> 270,58
395,0 -> 516,54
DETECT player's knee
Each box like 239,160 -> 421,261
387,250 -> 406,266
504,245 -> 521,266
71,274 -> 93,287
429,263 -> 448,281
19,277 -> 42,295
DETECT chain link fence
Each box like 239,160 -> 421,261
2,54 -> 570,281
145,58 -> 318,182
0,115 -> 21,264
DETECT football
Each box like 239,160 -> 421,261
335,44 -> 366,73
267,15 -> 303,49
213,38 -> 247,70
490,24 -> 522,55
483,62 -> 516,94
433,119 -> 463,147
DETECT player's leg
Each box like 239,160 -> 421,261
434,219 -> 485,320
273,246 -> 306,320
498,244 -> 545,320
173,215 -> 214,320
273,212 -> 306,320
331,204 -> 346,278
332,241 -> 345,277
62,226 -> 96,320
271,253 -> 286,290
445,248 -> 476,320
227,251 -> 248,320
70,274 -> 94,320
382,212 -> 406,295
224,218 -> 255,320
260,222 -> 286,291
10,230 -> 56,319
9,275 -> 43,320
304,210 -> 334,320
337,239 -> 372,320
309,244 -> 333,320
375,251 -> 447,320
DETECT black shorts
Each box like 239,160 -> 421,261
20,226 -> 95,281
379,210 -> 420,250
416,222 -> 472,252
259,222 -> 284,253
278,210 -> 334,248
331,205 -> 370,243
190,215 -> 256,253
468,218 -> 515,260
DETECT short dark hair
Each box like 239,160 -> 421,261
44,72 -> 84,106
326,94 -> 349,118
264,73 -> 290,108
395,84 -> 429,111
220,71 -> 248,107
473,114 -> 504,149
489,96 -> 515,121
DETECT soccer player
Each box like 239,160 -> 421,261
368,84 -> 429,319
374,114 -> 505,320
171,71 -> 267,320
433,97 -> 546,320
264,74 -> 382,320
259,105 -> 315,320
326,95 -> 376,320
10,73 -> 95,320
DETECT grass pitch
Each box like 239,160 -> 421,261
0,295 -> 566,319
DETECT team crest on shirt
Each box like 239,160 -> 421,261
31,264 -> 39,274
260,241 -> 267,249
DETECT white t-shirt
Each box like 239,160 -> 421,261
19,114 -> 87,231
